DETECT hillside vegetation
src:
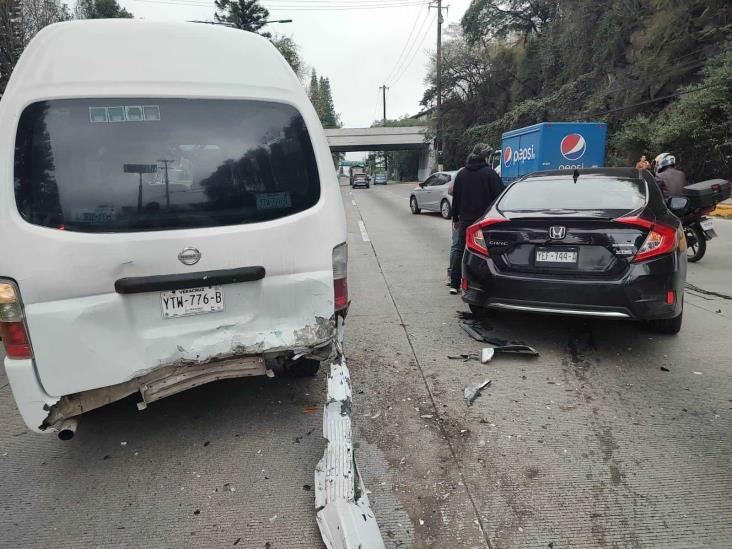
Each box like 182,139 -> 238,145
422,0 -> 732,179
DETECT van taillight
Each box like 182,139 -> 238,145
0,281 -> 33,359
332,243 -> 348,312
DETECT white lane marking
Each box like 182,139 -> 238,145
358,220 -> 370,242
352,199 -> 357,206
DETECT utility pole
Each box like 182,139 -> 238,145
158,159 -> 173,210
379,84 -> 389,177
430,1 -> 448,171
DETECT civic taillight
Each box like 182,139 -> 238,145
466,217 -> 508,256
615,217 -> 678,263
332,243 -> 348,312
0,281 -> 33,359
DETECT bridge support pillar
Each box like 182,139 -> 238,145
418,143 -> 435,182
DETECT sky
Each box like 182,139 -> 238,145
117,0 -> 473,130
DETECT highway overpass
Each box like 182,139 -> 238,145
325,126 -> 434,180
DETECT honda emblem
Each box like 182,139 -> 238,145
549,226 -> 566,239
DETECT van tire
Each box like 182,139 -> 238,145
285,358 -> 321,377
410,196 -> 421,214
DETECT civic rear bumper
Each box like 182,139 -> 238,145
462,250 -> 685,321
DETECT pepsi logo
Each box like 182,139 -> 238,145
560,133 -> 587,161
503,146 -> 513,167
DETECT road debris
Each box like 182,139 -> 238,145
660,366 -> 670,372
450,345 -> 539,364
458,322 -> 539,358
464,379 -> 492,405
481,348 -> 495,363
315,319 -> 385,549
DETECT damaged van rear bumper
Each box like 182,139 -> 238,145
6,329 -> 337,434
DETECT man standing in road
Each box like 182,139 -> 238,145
450,143 -> 504,294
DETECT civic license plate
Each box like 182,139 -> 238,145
536,249 -> 578,264
161,286 -> 224,319
700,218 -> 714,231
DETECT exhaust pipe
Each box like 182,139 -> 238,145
57,418 -> 78,441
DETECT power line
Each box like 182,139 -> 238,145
382,1 -> 430,85
388,11 -> 436,86
387,9 -> 434,86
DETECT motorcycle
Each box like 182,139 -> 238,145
666,179 -> 730,263
679,206 -> 717,263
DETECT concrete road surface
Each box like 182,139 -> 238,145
0,183 -> 730,548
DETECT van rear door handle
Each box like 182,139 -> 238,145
115,266 -> 265,294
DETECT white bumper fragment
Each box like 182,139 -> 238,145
315,358 -> 385,549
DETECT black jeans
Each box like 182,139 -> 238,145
450,219 -> 476,289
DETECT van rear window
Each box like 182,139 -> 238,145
14,99 -> 321,232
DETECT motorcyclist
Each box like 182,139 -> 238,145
654,153 -> 687,198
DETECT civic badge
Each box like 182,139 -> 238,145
549,226 -> 566,240
178,247 -> 201,266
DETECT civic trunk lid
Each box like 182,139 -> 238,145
483,213 -> 649,277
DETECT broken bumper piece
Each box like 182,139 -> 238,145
315,359 -> 385,549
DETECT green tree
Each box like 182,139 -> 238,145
0,0 -> 24,95
462,0 -> 557,44
0,0 -> 71,97
319,77 -> 340,128
270,33 -> 301,77
75,0 -> 132,18
650,43 -> 732,179
308,68 -> 321,114
214,0 -> 269,36
420,0 -> 732,170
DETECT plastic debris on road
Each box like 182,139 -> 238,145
315,319 -> 385,549
464,379 -> 492,405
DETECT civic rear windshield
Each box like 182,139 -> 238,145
498,175 -> 647,213
14,99 -> 321,232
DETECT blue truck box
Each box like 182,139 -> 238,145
499,122 -> 607,184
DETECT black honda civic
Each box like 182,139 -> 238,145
461,168 -> 687,334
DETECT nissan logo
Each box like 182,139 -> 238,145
178,247 -> 201,266
549,226 -> 567,239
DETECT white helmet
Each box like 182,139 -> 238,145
655,152 -> 675,173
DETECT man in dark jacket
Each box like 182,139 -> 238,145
449,143 -> 504,293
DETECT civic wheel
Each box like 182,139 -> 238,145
685,226 -> 706,262
410,196 -> 421,214
440,199 -> 451,220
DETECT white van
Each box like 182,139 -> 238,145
0,20 -> 348,436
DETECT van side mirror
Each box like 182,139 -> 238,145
667,196 -> 689,214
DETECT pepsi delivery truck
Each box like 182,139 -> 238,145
498,122 -> 608,184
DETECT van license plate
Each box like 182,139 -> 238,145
536,249 -> 578,263
161,286 -> 224,319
